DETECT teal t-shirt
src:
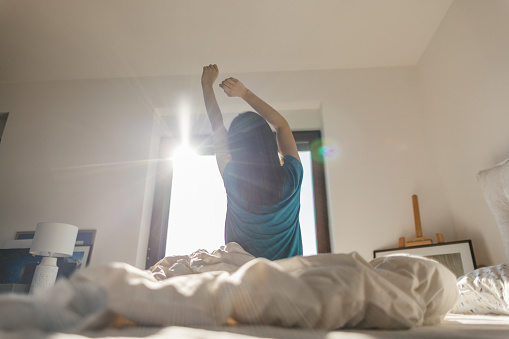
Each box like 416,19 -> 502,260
222,155 -> 303,260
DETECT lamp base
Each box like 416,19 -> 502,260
29,257 -> 59,295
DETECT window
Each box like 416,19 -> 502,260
147,131 -> 330,267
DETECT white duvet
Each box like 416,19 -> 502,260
0,243 -> 458,333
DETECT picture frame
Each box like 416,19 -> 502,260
15,229 -> 96,246
0,248 -> 78,284
4,239 -> 93,272
373,240 -> 477,277
65,245 -> 91,272
14,229 -> 95,266
13,231 -> 37,240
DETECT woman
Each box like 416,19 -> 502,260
201,64 -> 303,260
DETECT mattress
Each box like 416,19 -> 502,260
4,314 -> 509,339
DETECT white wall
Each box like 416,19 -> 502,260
0,66 -> 454,267
315,68 -> 453,258
0,79 -> 160,267
417,0 -> 509,265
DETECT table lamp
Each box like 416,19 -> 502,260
29,222 -> 79,295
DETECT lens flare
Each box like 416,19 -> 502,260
320,145 -> 337,157
310,138 -> 339,162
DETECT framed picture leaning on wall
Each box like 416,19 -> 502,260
374,240 -> 477,278
13,229 -> 95,268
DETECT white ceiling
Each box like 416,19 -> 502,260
0,0 -> 453,83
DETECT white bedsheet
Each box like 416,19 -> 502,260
0,245 -> 458,335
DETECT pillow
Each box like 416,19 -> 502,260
478,158 -> 509,261
450,263 -> 509,315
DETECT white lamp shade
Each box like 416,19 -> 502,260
29,222 -> 79,257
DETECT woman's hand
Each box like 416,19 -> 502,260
201,64 -> 219,87
220,77 -> 248,98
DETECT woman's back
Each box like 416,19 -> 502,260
223,155 -> 303,260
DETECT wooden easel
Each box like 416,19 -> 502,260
398,195 -> 445,248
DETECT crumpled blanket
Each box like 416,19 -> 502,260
0,244 -> 458,334
150,242 -> 255,279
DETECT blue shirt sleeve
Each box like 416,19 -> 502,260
282,155 -> 304,189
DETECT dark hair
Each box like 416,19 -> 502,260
227,111 -> 285,212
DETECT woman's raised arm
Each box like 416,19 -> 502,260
201,64 -> 230,175
220,77 -> 300,161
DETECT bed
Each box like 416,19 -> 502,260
1,159 -> 508,339
6,314 -> 509,339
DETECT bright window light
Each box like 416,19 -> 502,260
172,144 -> 198,159
166,151 -> 317,256
166,154 -> 226,255
299,151 -> 317,255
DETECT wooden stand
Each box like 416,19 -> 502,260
406,195 -> 432,246
398,195 -> 445,248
